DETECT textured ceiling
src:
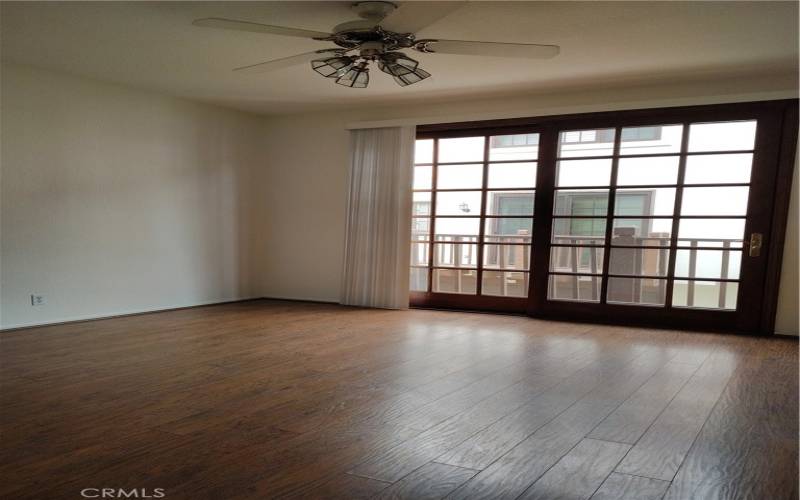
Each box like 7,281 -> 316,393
1,1 -> 797,115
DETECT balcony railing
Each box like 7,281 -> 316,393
412,229 -> 740,308
426,233 -> 531,271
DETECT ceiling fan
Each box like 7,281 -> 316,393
193,1 -> 559,88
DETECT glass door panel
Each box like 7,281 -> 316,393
532,111 -> 785,333
544,121 -> 757,311
410,133 -> 538,310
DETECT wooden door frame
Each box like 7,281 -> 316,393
411,99 -> 798,335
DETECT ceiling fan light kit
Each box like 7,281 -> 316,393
377,52 -> 419,76
335,63 -> 370,88
194,1 -> 559,89
310,53 -> 354,78
392,66 -> 431,87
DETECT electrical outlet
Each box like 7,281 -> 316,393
30,294 -> 46,306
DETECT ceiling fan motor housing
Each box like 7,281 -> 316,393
328,0 -> 419,51
320,27 -> 416,52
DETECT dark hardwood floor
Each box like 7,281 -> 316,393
1,299 -> 797,499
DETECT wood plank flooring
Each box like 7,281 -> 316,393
1,299 -> 797,499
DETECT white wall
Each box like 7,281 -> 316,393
2,64 -> 796,334
256,75 -> 799,334
0,64 -> 266,328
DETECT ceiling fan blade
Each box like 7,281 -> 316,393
379,1 -> 466,34
234,51 -> 334,74
193,17 -> 331,39
417,39 -> 560,59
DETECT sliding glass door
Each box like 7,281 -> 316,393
410,100 -> 797,333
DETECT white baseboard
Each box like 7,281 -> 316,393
0,296 -> 262,332
260,294 -> 339,305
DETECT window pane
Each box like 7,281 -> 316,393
611,218 -> 673,246
688,121 -> 757,152
433,243 -> 478,268
675,249 -> 742,279
549,246 -> 605,274
412,217 -> 430,240
558,128 -> 615,158
410,267 -> 428,292
483,271 -> 529,297
556,159 -> 612,187
413,165 -> 432,190
437,163 -> 483,189
411,243 -> 429,266
614,188 -> 675,216
552,218 -> 607,243
484,245 -> 531,270
681,186 -> 749,216
548,274 -> 601,302
487,162 -> 537,188
684,153 -> 753,184
435,191 -> 482,215
678,218 -> 745,248
616,156 -> 679,186
673,280 -> 738,310
415,139 -> 434,164
489,134 -> 539,161
607,278 -> 667,306
485,218 -> 533,243
412,192 -> 431,216
487,190 -> 535,216
433,269 -> 477,294
609,248 -> 670,276
620,125 -> 683,155
434,217 -> 480,240
438,136 -> 484,162
554,189 -> 609,216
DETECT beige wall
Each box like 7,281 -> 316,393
257,76 -> 799,335
0,64 -> 266,328
255,113 -> 351,303
775,149 -> 799,335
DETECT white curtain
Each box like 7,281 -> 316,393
340,126 -> 415,309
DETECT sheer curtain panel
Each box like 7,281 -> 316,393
341,126 -> 415,309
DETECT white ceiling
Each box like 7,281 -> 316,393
1,1 -> 797,115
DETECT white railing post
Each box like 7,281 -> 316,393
570,238 -> 579,299
719,240 -> 730,308
687,240 -> 698,307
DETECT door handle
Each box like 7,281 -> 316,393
746,233 -> 763,257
